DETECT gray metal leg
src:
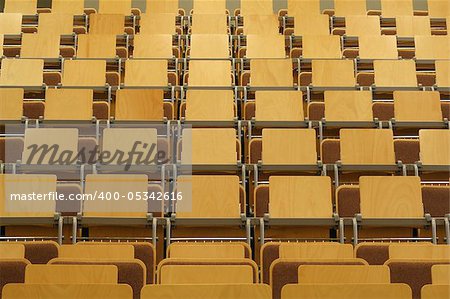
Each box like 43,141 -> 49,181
445,216 -> 450,245
259,218 -> 265,247
246,218 -> 251,245
57,216 -> 63,245
152,218 -> 158,247
431,218 -> 437,244
339,218 -> 344,244
72,216 -> 77,244
165,218 -> 171,248
352,218 -> 358,246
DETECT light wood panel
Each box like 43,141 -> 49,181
419,129 -> 450,165
302,35 -> 341,59
141,284 -> 271,299
394,91 -> 442,122
188,60 -> 231,86
381,0 -> 413,17
244,15 -> 279,35
38,13 -> 74,35
288,0 -> 321,16
115,89 -> 164,120
175,175 -> 240,218
160,265 -> 254,284
140,13 -> 176,34
334,0 -> 367,16
240,0 -> 273,16
181,128 -> 236,164
2,284 -> 132,299
0,88 -> 23,120
269,176 -> 332,218
428,0 -> 450,18
359,36 -> 398,59
98,0 -> 131,14
432,265 -> 450,284
190,34 -> 229,58
346,16 -> 381,36
340,129 -> 395,164
4,0 -> 37,14
167,243 -> 246,258
415,36 -> 450,60
21,34 -> 60,58
89,14 -> 124,35
0,34 -> 3,56
52,0 -> 85,14
185,90 -> 234,121
278,243 -> 354,259
246,35 -> 285,58
59,244 -> 135,259
77,34 -> 116,58
422,285 -> 450,299
25,265 -> 118,283
62,60 -> 106,86
312,60 -> 355,87
324,90 -> 373,121
262,129 -> 317,165
0,13 -> 22,34
191,14 -> 227,34
0,59 -> 43,86
282,284 -> 412,299
359,176 -> 423,218
193,0 -> 226,14
255,90 -> 303,121
0,243 -> 25,258
374,60 -> 417,87
396,16 -> 431,37
294,14 -> 330,36
133,34 -> 173,58
298,265 -> 390,283
389,244 -> 450,259
435,60 -> 450,87
250,59 -> 292,87
44,89 -> 93,120
0,174 -> 56,217
124,60 -> 167,86
146,0 -> 179,14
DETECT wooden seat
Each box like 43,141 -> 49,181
334,0 -> 367,17
77,34 -> 116,58
159,265 -> 254,284
373,60 -> 417,88
281,284 -> 412,299
419,129 -> 450,166
188,60 -> 232,86
323,90 -> 373,122
0,59 -> 43,86
98,0 -> 132,15
190,34 -> 229,58
0,34 -> 3,56
0,13 -> 22,34
288,0 -> 321,16
115,89 -> 164,120
277,242 -> 354,259
59,244 -> 135,259
4,0 -> 37,14
180,129 -> 237,165
246,35 -> 285,58
298,265 -> 390,283
191,14 -> 228,34
20,34 -> 60,58
250,59 -> 293,87
38,13 -> 75,35
0,243 -> 25,258
62,60 -> 106,87
393,91 -> 442,122
345,16 -> 381,36
432,265 -> 450,284
44,89 -> 93,121
89,14 -> 125,35
133,34 -> 173,58
240,0 -> 273,16
389,244 -> 450,260
193,0 -> 227,14
141,284 -> 271,299
395,16 -> 431,37
294,14 -> 330,36
255,90 -> 304,121
51,0 -> 85,15
358,36 -> 398,59
422,285 -> 450,299
415,36 -> 450,60
25,265 -> 118,283
428,0 -> 450,18
0,88 -> 23,120
185,90 -> 234,121
2,284 -> 132,299
311,60 -> 355,87
243,15 -> 279,35
139,13 -> 176,34
261,129 -> 317,165
124,60 -> 168,86
302,35 -> 342,59
167,242 -> 249,258
381,0 -> 413,18
146,0 -> 179,14
435,60 -> 450,88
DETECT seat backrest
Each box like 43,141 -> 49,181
262,129 -> 317,165
0,88 -> 23,120
59,244 -> 135,259
185,90 -> 234,121
0,174 -> 56,217
345,16 -> 381,36
133,34 -> 173,58
381,0 -> 413,17
395,16 -> 431,37
146,0 -> 179,14
25,265 -> 118,283
298,265 -> 391,283
278,243 -> 354,259
358,35 -> 398,59
77,34 -> 116,58
159,265 -> 254,284
139,13 -> 176,34
268,176 -> 332,218
181,128 -> 237,164
62,60 -> 106,87
435,60 -> 450,87
167,242 -> 247,258
246,35 -> 286,58
0,59 -> 43,86
89,14 -> 124,35
302,35 -> 342,59
324,90 -> 373,121
415,36 -> 450,60
374,60 -> 417,88
419,129 -> 450,165
243,14 -> 279,35
0,13 -> 22,34
98,0 -> 131,14
188,60 -> 232,86
427,0 -> 450,18
334,0 -> 367,16
191,14 -> 228,34
311,60 -> 355,87
38,13 -> 74,35
393,91 -> 442,122
4,0 -> 37,14
255,90 -> 304,121
115,89 -> 164,121
432,264 -> 450,284
193,0 -> 227,14
52,0 -> 85,14
190,34 -> 229,58
359,176 -> 423,218
294,14 -> 330,36
422,285 -> 450,299
240,0 -> 273,16
389,244 -> 450,260
0,243 -> 25,258
141,284 -> 271,299
250,59 -> 292,87
44,89 -> 93,121
124,60 -> 168,86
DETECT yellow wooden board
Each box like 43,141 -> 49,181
255,90 -> 304,121
240,0 -> 273,16
389,244 -> 450,259
191,14 -> 228,34
0,59 -> 43,86
0,13 -> 22,35
334,0 -> 367,16
311,60 -> 355,87
185,90 -> 234,121
243,15 -> 279,35
59,244 -> 135,259
133,34 -> 173,58
419,129 -> 450,165
52,0 -> 85,14
38,13 -> 74,35
190,34 -> 229,58
346,16 -> 381,36
381,0 -> 413,18
0,243 -> 25,258
77,34 -> 116,58
139,13 -> 176,34
435,60 -> 450,87
432,265 -> 450,284
44,89 -> 93,120
125,60 -> 168,86
396,16 -> 431,37
115,89 -> 164,120
89,14 -> 124,35
98,0 -> 131,14
25,265 -> 118,284
302,35 -> 342,59
250,59 -> 293,87
294,14 -> 330,36
278,243 -> 354,259
298,265 -> 391,283
428,0 -> 450,18
188,60 -> 231,86
167,243 -> 246,259
62,60 -> 106,86
0,88 -> 23,120
160,265 -> 254,284
288,0 -> 321,16
422,285 -> 450,299
415,36 -> 450,60
246,35 -> 286,58
4,0 -> 37,14
21,33 -> 60,58
324,90 -> 373,121
0,34 -> 3,56
146,0 -> 179,14
393,91 -> 442,122
359,35 -> 398,59
374,59 -> 417,87
193,0 -> 226,14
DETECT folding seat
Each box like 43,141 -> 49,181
282,284 -> 412,299
76,34 -> 117,58
51,0 -> 85,15
435,60 -> 450,89
0,88 -> 23,120
133,34 -> 173,58
380,0 -> 414,18
146,0 -> 180,14
0,13 -> 22,34
354,242 -> 433,265
124,60 -> 168,86
307,59 -> 356,89
415,36 -> 450,60
248,59 -> 293,87
189,34 -> 229,58
139,13 -> 177,35
0,34 -> 3,56
250,90 -> 304,122
422,285 -> 450,299
0,59 -> 44,87
287,0 -> 321,16
37,13 -> 75,35
61,60 -> 107,87
239,0 -> 273,16
245,35 -> 285,58
393,91 -> 443,123
14,241 -> 59,264
186,60 -> 232,86
334,0 -> 367,17
190,14 -> 228,34
344,16 -> 381,36
3,0 -> 37,14
24,265 -> 118,283
294,14 -> 330,36
243,15 -> 280,35
2,284 -> 133,299
0,258 -> 29,298
432,264 -> 450,283
395,16 -> 431,37
427,0 -> 450,18
166,242 -> 251,258
418,129 -> 450,168
115,89 -> 166,121
98,0 -> 132,15
0,243 -> 25,259
322,90 -> 373,122
389,244 -> 450,259
302,35 -> 342,59
89,14 -> 125,35
357,36 -> 398,60
141,285 -> 271,299
44,89 -> 93,121
373,60 -> 418,88
20,34 -> 60,58
192,0 -> 227,14
297,265 -> 391,283
183,90 -> 235,121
